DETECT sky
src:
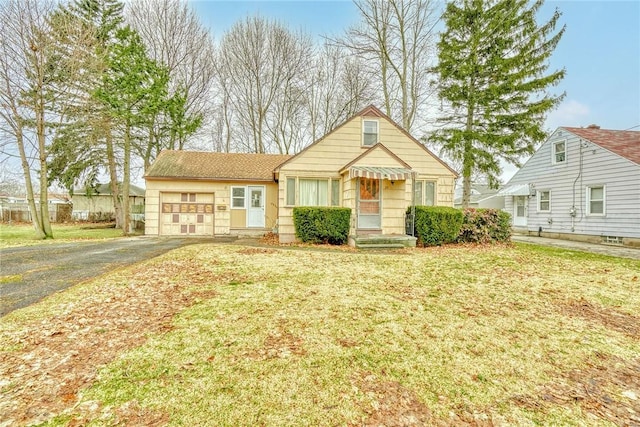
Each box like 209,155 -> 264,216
190,0 -> 640,181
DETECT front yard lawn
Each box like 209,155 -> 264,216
0,223 -> 124,248
1,243 -> 638,426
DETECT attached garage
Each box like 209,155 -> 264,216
159,192 -> 214,236
144,151 -> 292,237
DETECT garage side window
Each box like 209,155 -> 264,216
231,187 -> 246,209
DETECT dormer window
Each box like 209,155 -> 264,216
553,140 -> 566,164
363,120 -> 378,146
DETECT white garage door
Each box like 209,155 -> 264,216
160,192 -> 214,236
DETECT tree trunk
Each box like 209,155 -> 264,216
122,119 -> 131,236
16,124 -> 46,239
35,75 -> 53,238
462,100 -> 475,208
105,122 -> 123,229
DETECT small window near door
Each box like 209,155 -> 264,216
587,185 -> 605,215
363,120 -> 378,146
231,187 -> 246,208
538,190 -> 550,212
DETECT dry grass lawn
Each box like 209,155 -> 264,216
0,223 -> 123,249
0,242 -> 638,426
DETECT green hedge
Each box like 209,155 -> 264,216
458,208 -> 512,243
407,206 -> 463,246
293,207 -> 351,245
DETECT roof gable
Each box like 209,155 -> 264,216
145,151 -> 293,181
562,127 -> 640,164
340,143 -> 411,172
276,104 -> 458,177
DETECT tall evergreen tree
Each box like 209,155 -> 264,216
95,26 -> 169,234
433,0 -> 565,207
47,0 -> 126,227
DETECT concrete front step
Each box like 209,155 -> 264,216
350,234 -> 417,249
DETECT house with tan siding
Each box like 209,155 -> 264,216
500,126 -> 640,247
72,182 -> 145,221
144,105 -> 458,245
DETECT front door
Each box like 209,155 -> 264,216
247,186 -> 265,228
513,196 -> 527,227
357,177 -> 381,229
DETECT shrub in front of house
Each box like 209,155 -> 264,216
458,208 -> 512,243
293,207 -> 351,245
408,206 -> 463,246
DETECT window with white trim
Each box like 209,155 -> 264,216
538,190 -> 550,212
586,185 -> 605,215
414,180 -> 436,206
299,179 -> 328,206
331,179 -> 340,206
231,187 -> 246,208
286,177 -> 296,206
363,120 -> 378,146
552,140 -> 566,164
288,178 -> 340,207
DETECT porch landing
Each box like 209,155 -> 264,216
349,234 -> 417,249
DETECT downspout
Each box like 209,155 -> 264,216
571,140 -> 585,232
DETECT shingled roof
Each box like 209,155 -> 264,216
562,127 -> 640,164
145,150 -> 293,181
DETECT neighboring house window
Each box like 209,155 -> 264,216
538,190 -> 550,212
552,140 -> 566,164
286,178 -> 296,206
363,120 -> 378,146
299,179 -> 329,206
231,187 -> 246,208
414,180 -> 435,206
586,185 -> 605,215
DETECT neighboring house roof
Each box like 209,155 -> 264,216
454,184 -> 502,205
73,182 -> 146,197
145,150 -> 293,182
562,126 -> 640,164
274,104 -> 459,177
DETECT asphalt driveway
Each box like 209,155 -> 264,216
0,236 -> 224,317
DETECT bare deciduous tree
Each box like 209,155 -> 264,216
0,0 -> 92,238
127,0 -> 214,156
216,16 -> 312,154
306,42 -> 374,142
337,0 -> 439,132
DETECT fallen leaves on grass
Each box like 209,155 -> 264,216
515,354 -> 640,426
352,371 -> 434,426
562,297 -> 640,339
0,256 -> 221,426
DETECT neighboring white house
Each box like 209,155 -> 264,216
453,184 -> 504,209
500,125 -> 640,247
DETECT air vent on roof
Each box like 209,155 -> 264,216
587,124 -> 600,129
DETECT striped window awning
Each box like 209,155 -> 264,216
349,166 -> 414,181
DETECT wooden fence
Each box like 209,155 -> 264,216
0,203 -> 72,223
